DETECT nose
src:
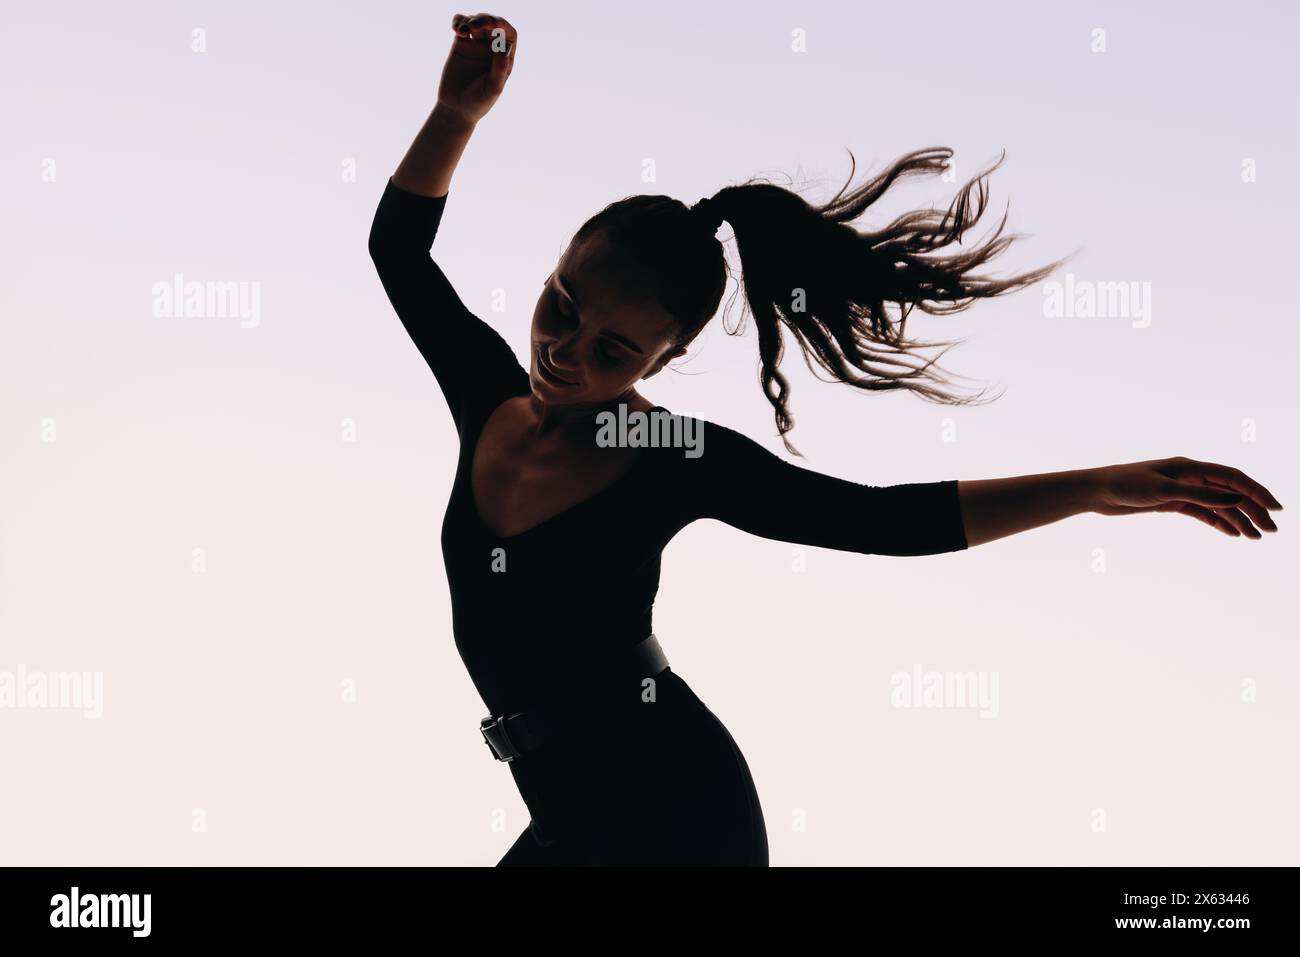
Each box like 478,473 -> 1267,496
548,336 -> 580,371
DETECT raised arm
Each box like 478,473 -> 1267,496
390,12 -> 517,197
367,13 -> 525,430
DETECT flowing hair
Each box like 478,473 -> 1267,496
571,147 -> 1065,455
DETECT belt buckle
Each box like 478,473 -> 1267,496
479,713 -> 522,762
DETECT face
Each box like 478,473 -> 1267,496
529,230 -> 686,405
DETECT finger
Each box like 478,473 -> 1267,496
1196,470 -> 1279,531
495,17 -> 518,61
471,13 -> 508,43
1162,480 -> 1247,509
494,16 -> 518,42
485,24 -> 513,57
473,14 -> 517,41
483,16 -> 516,55
1101,501 -> 1242,536
1214,486 -> 1277,532
1179,460 -> 1283,512
490,46 -> 512,87
462,16 -> 514,64
1208,505 -> 1263,539
1160,502 -> 1243,537
456,13 -> 492,40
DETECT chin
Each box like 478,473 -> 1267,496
529,371 -> 572,402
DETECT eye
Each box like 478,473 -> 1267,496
596,342 -> 624,365
553,290 -> 576,319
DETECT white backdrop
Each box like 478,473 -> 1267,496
2,0 -> 1296,865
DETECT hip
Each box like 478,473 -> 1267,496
503,667 -> 767,862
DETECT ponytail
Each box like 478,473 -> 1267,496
575,147 -> 1064,456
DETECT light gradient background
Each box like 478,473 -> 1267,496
2,1 -> 1296,866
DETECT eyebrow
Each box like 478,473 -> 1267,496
555,273 -> 646,355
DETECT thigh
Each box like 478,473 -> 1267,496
589,683 -> 769,866
497,669 -> 769,867
497,821 -> 547,866
497,819 -> 595,867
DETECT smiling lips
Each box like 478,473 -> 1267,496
536,346 -> 579,387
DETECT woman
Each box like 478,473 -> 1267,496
368,13 -> 1282,867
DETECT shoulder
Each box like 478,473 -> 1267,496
640,410 -> 781,483
636,412 -> 804,532
457,367 -> 532,439
595,406 -> 786,478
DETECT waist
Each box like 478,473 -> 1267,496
477,632 -> 674,763
458,615 -> 657,713
491,629 -> 662,712
505,666 -> 711,782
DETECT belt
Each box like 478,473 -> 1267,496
478,633 -> 670,762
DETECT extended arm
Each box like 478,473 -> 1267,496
686,423 -> 1281,554
958,456 -> 1281,546
687,422 -> 968,557
955,470 -> 1096,547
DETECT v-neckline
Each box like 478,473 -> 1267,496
466,395 -> 668,542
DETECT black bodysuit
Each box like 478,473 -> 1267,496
368,178 -> 969,865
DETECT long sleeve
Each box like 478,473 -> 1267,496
367,177 -> 528,431
680,419 -> 968,557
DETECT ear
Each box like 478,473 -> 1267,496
643,345 -> 688,379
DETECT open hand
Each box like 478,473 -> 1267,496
1090,456 -> 1283,538
438,12 -> 518,125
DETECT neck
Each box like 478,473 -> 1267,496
525,387 -> 642,439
